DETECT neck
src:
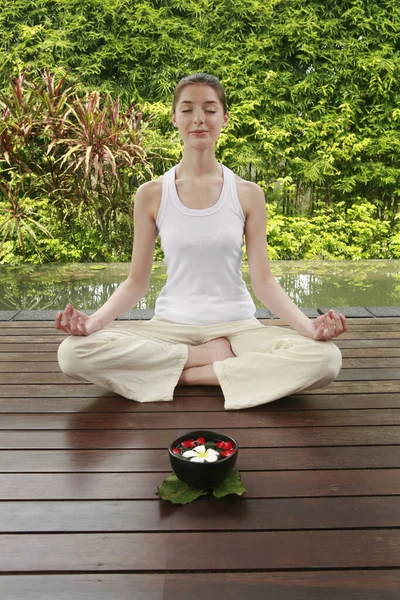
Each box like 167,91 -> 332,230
177,148 -> 220,178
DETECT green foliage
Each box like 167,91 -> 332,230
258,199 -> 398,260
156,469 -> 247,504
0,0 -> 399,263
0,69 -> 163,262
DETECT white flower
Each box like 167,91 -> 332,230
182,444 -> 219,463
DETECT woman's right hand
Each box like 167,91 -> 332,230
54,303 -> 103,336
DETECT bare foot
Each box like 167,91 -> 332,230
203,337 -> 236,362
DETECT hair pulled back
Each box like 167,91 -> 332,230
172,72 -> 228,115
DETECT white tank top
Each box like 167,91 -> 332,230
154,163 -> 257,325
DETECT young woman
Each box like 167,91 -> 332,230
55,73 -> 347,410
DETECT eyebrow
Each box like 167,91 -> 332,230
179,100 -> 218,105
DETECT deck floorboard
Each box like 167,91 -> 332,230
0,317 -> 399,599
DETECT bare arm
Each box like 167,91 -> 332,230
55,181 -> 159,335
243,181 -> 348,339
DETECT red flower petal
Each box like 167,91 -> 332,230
196,437 -> 206,445
215,441 -> 224,448
181,440 -> 196,448
172,448 -> 181,455
220,450 -> 231,457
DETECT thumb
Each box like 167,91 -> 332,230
77,317 -> 87,335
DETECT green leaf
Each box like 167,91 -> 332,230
155,473 -> 209,505
212,470 -> 248,498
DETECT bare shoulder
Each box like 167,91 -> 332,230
136,177 -> 163,223
234,174 -> 265,219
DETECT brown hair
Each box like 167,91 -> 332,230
172,73 -> 228,115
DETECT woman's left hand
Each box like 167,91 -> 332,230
301,310 -> 348,341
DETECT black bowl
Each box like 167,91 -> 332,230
168,429 -> 238,489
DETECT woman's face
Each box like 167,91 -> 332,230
173,84 -> 229,148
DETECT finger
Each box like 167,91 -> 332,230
69,309 -> 78,335
331,311 -> 343,335
56,313 -> 71,334
61,304 -> 72,328
54,311 -> 62,329
319,319 -> 329,339
78,317 -> 87,336
75,309 -> 87,320
339,313 -> 348,331
55,312 -> 68,333
324,314 -> 335,339
55,311 -> 70,333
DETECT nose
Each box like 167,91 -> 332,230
193,109 -> 204,124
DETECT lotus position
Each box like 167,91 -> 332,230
55,72 -> 347,410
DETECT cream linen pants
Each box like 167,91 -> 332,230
57,315 -> 342,410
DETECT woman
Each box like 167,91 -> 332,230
56,72 -> 347,410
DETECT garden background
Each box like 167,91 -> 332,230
0,0 -> 399,264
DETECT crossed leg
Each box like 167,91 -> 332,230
179,337 -> 234,386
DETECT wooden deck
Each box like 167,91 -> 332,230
0,317 -> 400,599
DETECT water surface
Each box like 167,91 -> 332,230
0,260 -> 399,311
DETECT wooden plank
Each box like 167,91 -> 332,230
1,357 -> 400,372
1,530 -> 400,570
0,337 -> 400,356
1,426 -> 399,450
2,496 -> 400,532
0,322 -> 57,328
1,446 -> 400,472
0,344 -> 60,352
340,331 -> 400,339
1,470 -> 399,500
0,571 -> 399,600
0,329 -> 65,336
1,393 -> 400,412
343,324 -> 400,331
0,356 -> 399,372
1,366 -> 399,384
343,358 -> 400,368
336,340 -> 400,348
0,409 -> 399,429
1,339 -> 400,354
258,317 -> 400,326
0,321 -> 389,332
0,323 -> 399,337
175,382 -> 400,397
0,373 -> 89,383
1,348 -> 399,362
0,362 -> 60,372
336,368 -> 400,380
1,330 -> 400,344
1,380 -> 399,397
0,353 -> 59,362
0,356 -> 392,371
337,348 -> 400,357
0,336 -> 68,344
0,316 -> 398,329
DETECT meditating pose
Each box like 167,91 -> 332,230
55,72 -> 347,410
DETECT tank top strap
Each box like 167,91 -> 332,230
224,165 -> 246,223
155,166 -> 174,234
